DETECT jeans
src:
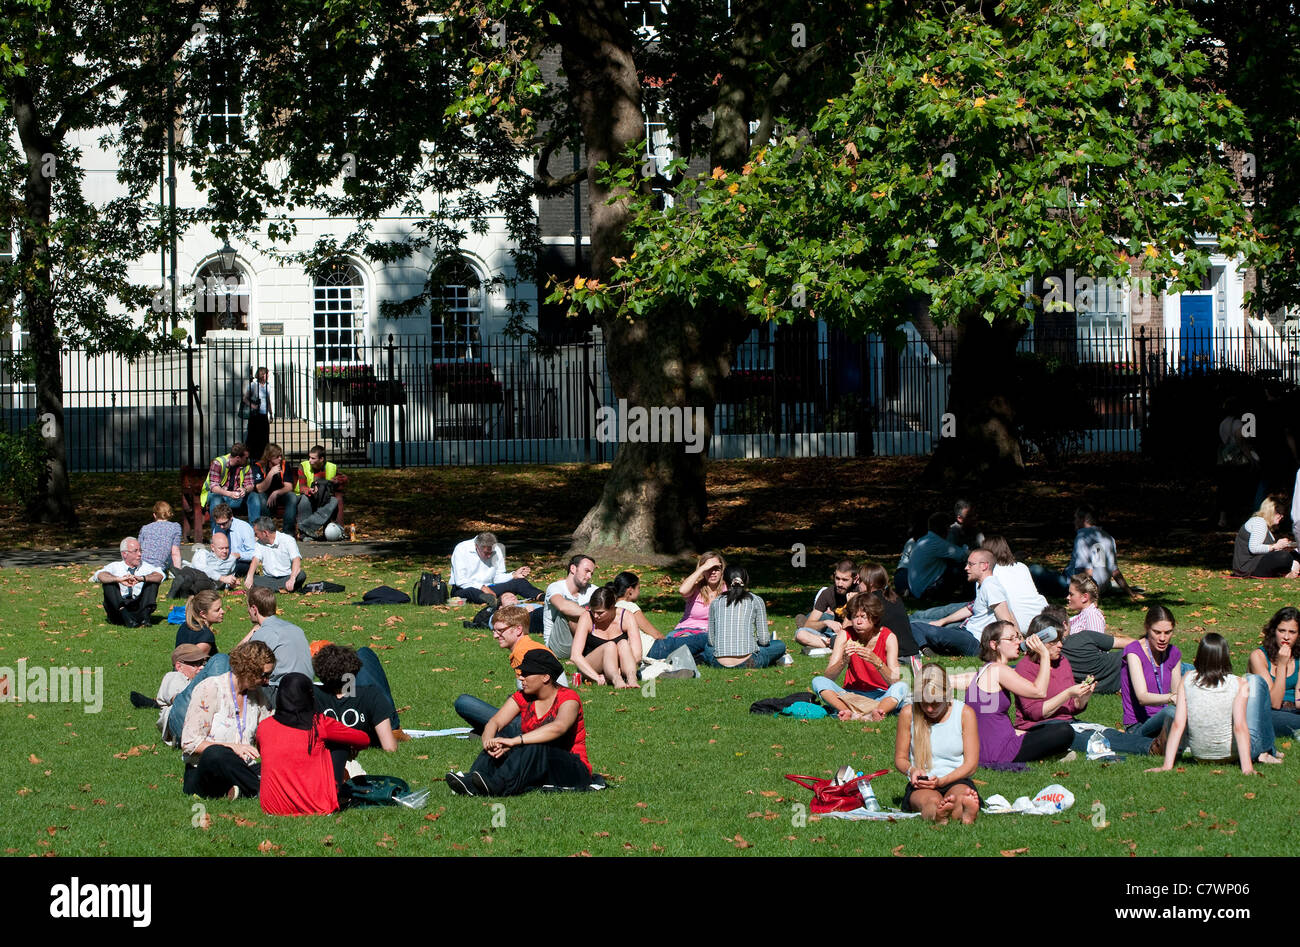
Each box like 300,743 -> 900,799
1244,674 -> 1277,759
1270,707 -> 1300,740
356,646 -> 400,729
910,601 -> 968,623
453,694 -> 523,737
451,577 -> 545,606
1068,725 -> 1155,754
909,621 -> 981,656
468,742 -> 592,795
811,676 -> 910,712
647,632 -> 708,661
208,491 -> 261,526
700,639 -> 787,668
1129,705 -> 1174,739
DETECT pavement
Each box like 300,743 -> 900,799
0,536 -> 574,569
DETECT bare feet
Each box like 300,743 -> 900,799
935,796 -> 954,825
1258,751 -> 1284,764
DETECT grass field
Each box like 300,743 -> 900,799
2,528 -> 1296,858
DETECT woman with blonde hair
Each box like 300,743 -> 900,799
1233,495 -> 1300,578
138,500 -> 183,570
673,550 -> 728,634
176,589 -> 224,656
894,664 -> 980,824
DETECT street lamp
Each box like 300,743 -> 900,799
217,240 -> 237,329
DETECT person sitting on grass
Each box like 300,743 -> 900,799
175,590 -> 224,656
569,585 -> 641,688
446,650 -> 600,797
965,620 -> 1075,768
1247,606 -> 1300,738
258,672 -> 371,816
674,550 -> 728,635
180,640 -> 276,800
454,604 -> 562,734
858,562 -> 920,658
1012,613 -> 1155,756
812,593 -> 911,721
793,559 -> 856,653
894,663 -> 980,824
138,500 -> 183,572
1120,604 -> 1182,754
615,570 -> 706,664
1061,578 -> 1133,692
140,644 -> 208,745
1147,633 -> 1284,776
703,565 -> 787,668
94,537 -> 165,627
1233,495 -> 1300,578
311,644 -> 399,782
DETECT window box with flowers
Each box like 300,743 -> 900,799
315,364 -> 374,401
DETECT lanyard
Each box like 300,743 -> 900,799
228,674 -> 247,744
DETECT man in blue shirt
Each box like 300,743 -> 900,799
211,502 -> 257,577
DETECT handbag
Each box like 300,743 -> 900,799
785,769 -> 890,814
237,401 -> 250,420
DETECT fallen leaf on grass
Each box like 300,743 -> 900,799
759,790 -> 780,798
1244,792 -> 1256,799
640,817 -> 668,824
729,834 -> 751,849
634,802 -> 648,808
28,754 -> 41,765
1000,847 -> 1029,857
257,840 -> 280,853
593,831 -> 610,838
650,844 -> 664,853
570,850 -> 591,857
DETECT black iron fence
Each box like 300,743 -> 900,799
2,324 -> 1296,472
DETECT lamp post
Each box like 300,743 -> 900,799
217,240 -> 237,329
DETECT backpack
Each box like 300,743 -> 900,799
338,774 -> 411,808
413,572 -> 448,606
463,603 -> 494,629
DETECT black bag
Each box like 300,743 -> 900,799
302,580 -> 346,593
748,692 -> 820,715
463,603 -> 494,629
413,572 -> 449,606
355,585 -> 411,606
339,774 -> 411,808
169,566 -> 219,599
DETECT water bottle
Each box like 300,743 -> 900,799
858,780 -> 881,812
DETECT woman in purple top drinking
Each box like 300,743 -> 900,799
1120,605 -> 1182,749
964,620 -> 1075,768
674,551 -> 727,634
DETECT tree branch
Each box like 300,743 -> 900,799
535,133 -> 588,195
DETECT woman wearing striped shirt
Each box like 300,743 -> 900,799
703,566 -> 787,668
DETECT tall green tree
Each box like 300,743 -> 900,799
1,0 -> 201,523
187,0 -> 868,554
579,0 -> 1260,478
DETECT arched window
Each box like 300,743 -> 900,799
194,261 -> 250,342
430,258 -> 483,358
313,262 -> 366,363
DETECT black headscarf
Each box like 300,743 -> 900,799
274,672 -> 319,751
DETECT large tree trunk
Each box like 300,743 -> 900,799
12,84 -> 77,526
925,310 -> 1027,483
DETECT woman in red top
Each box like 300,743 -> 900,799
446,650 -> 600,796
812,594 -> 911,721
258,673 -> 369,816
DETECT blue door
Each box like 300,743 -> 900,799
1179,295 -> 1213,373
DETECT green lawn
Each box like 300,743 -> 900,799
2,545 -> 1295,857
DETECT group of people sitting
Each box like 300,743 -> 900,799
198,441 -> 345,544
130,582 -> 403,816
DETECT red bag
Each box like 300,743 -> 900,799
785,770 -> 890,813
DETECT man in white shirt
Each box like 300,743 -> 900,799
909,549 -> 1015,656
94,537 -> 165,626
244,516 -> 306,593
542,554 -> 596,661
190,532 -> 239,587
448,531 -> 544,605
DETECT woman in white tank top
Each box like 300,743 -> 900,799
1147,633 -> 1283,776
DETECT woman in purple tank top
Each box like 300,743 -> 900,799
964,620 -> 1074,767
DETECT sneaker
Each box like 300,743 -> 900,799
129,691 -> 159,709
920,647 -> 937,658
446,771 -> 475,796
1148,729 -> 1167,758
779,653 -> 795,666
470,771 -> 493,796
806,647 -> 832,658
226,785 -> 240,802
